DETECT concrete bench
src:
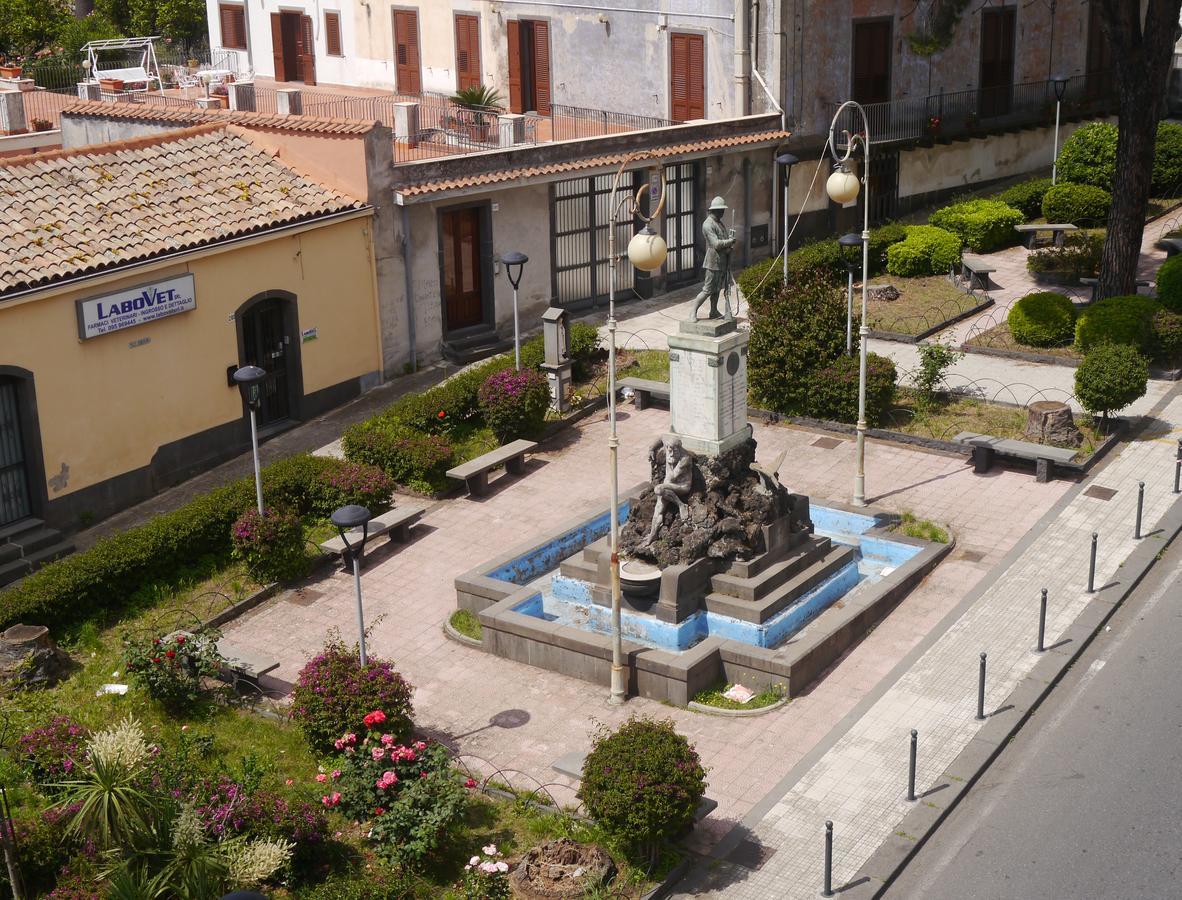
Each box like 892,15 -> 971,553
446,439 -> 537,497
318,504 -> 425,558
168,631 -> 279,682
1015,223 -> 1078,248
620,376 -> 670,410
960,254 -> 997,290
954,431 -> 1078,482
1156,237 -> 1182,257
1079,277 -> 1152,302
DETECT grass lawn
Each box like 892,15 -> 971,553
572,349 -> 670,404
893,512 -> 950,544
691,681 -> 787,711
865,276 -> 982,336
964,320 -> 1082,361
449,608 -> 483,641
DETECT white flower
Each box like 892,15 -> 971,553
495,861 -> 509,873
88,717 -> 149,770
469,856 -> 481,866
227,838 -> 293,886
482,843 -> 498,856
479,862 -> 498,874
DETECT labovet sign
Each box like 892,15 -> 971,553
76,275 -> 196,340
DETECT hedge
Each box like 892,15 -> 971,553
1040,183 -> 1111,227
1006,292 -> 1076,347
929,199 -> 1024,253
737,256 -> 784,307
1025,230 -> 1104,282
995,178 -> 1053,221
1152,309 -> 1182,362
1153,122 -> 1182,197
1074,294 -> 1160,354
1155,254 -> 1182,314
805,352 -> 897,427
1055,122 -> 1119,190
741,223 -> 908,293
885,225 -> 963,277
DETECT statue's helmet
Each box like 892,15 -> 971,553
708,196 -> 728,211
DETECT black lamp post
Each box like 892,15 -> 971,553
775,152 -> 799,283
331,503 -> 372,666
1051,74 -> 1069,184
502,251 -> 529,371
232,365 -> 267,515
838,232 -> 863,356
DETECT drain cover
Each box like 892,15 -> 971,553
811,436 -> 843,450
1084,485 -> 1117,501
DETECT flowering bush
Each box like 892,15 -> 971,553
332,728 -> 447,822
231,506 -> 308,583
368,768 -> 468,868
463,844 -> 511,899
290,638 -> 414,754
313,461 -> 395,517
477,368 -> 552,443
18,716 -> 89,783
122,631 -> 222,711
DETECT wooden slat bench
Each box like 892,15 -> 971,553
318,504 -> 425,558
619,377 -> 670,410
1014,223 -> 1078,248
960,254 -> 997,290
1079,277 -> 1151,302
446,439 -> 537,497
954,431 -> 1078,483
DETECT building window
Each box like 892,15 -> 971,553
979,7 -> 1016,118
507,19 -> 550,115
393,9 -> 421,94
852,20 -> 891,106
219,3 -> 247,51
669,32 -> 704,122
455,13 -> 481,91
325,11 -> 342,57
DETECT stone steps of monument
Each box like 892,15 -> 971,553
559,556 -> 600,583
704,544 -> 856,626
0,558 -> 31,589
709,537 -> 833,603
0,542 -> 20,566
581,536 -> 610,565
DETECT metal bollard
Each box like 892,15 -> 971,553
1087,532 -> 1098,593
1038,588 -> 1047,652
907,729 -> 918,802
822,820 -> 834,897
976,652 -> 987,720
1176,439 -> 1182,494
1135,481 -> 1145,540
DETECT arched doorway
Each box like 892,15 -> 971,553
236,292 -> 303,430
0,375 -> 34,527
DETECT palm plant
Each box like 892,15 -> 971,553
450,84 -> 504,110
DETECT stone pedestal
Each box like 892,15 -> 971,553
0,90 -> 26,135
276,88 -> 302,116
498,113 -> 525,147
393,100 -> 419,147
227,81 -> 256,112
541,361 -> 572,413
667,318 -> 750,456
77,80 -> 102,101
195,97 -> 222,110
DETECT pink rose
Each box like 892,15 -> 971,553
316,773 -> 327,783
371,746 -> 386,761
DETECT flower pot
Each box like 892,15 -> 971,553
214,94 -> 229,109
0,65 -> 21,79
100,77 -> 125,93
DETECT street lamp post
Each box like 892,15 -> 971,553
502,251 -> 529,371
775,152 -> 799,283
825,102 -> 872,507
331,504 -> 372,666
606,155 -> 668,705
1050,75 -> 1069,185
838,232 -> 863,356
232,365 -> 267,515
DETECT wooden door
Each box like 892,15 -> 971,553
531,19 -> 550,115
852,20 -> 891,105
455,14 -> 481,91
0,379 -> 31,528
270,13 -> 286,81
979,8 -> 1016,118
393,9 -> 421,94
242,300 -> 293,427
279,12 -> 301,82
441,208 -> 485,331
507,20 -> 523,112
299,14 -> 316,85
670,33 -> 704,122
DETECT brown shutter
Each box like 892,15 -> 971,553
532,19 -> 550,115
394,10 -> 421,93
507,19 -> 523,113
455,14 -> 480,91
325,11 -> 341,57
670,33 -> 704,122
301,15 -> 316,84
219,6 -> 234,49
687,33 -> 704,120
270,13 -> 284,80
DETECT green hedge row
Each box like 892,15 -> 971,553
1057,121 -> 1182,197
929,199 -> 1024,253
994,178 -> 1054,221
805,352 -> 897,427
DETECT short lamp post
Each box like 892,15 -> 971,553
1051,74 -> 1069,185
502,251 -> 529,371
825,101 -> 872,507
81,58 -> 92,82
838,232 -> 863,356
331,504 -> 372,667
232,365 -> 267,515
775,152 -> 799,283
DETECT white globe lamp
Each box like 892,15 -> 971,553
627,225 -> 668,272
826,164 -> 861,205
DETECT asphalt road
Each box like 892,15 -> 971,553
886,534 -> 1182,900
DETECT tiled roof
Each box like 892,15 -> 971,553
395,130 -> 790,198
59,99 -> 379,134
0,125 -> 365,297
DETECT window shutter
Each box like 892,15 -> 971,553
455,14 -> 480,91
325,11 -> 341,57
670,34 -> 687,122
532,19 -> 551,115
687,34 -> 704,120
670,34 -> 703,122
507,20 -> 523,113
270,13 -> 284,79
394,10 -> 421,93
219,5 -> 245,51
301,15 -> 316,84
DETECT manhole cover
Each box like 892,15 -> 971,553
725,838 -> 777,871
1083,485 -> 1117,501
811,437 -> 843,450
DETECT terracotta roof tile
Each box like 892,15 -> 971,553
0,125 -> 364,297
59,99 -> 379,135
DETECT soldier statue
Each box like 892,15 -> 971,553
691,196 -> 737,321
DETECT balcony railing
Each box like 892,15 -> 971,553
824,73 -> 1117,148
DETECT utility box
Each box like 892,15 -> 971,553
541,306 -> 572,413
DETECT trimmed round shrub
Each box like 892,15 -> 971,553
996,178 -> 1053,220
1152,309 -> 1182,362
230,506 -> 308,583
1074,294 -> 1159,354
885,225 -> 963,277
929,199 -> 1024,252
477,367 -> 551,443
291,638 -> 414,754
867,222 -> 908,276
577,717 -> 706,859
1153,121 -> 1182,197
1007,292 -> 1076,347
1041,183 -> 1111,226
1055,122 -> 1118,190
806,352 -> 897,426
1074,343 -> 1149,422
1155,253 -> 1182,313
738,256 -> 784,307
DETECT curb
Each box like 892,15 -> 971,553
443,616 -> 483,648
687,696 -> 790,717
841,491 -> 1182,899
961,342 -> 1182,382
868,295 -> 994,345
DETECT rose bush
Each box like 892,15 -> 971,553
230,507 -> 308,583
462,844 -> 511,900
122,631 -> 222,711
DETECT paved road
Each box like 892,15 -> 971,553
887,534 -> 1182,899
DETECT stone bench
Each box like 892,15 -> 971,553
1156,237 -> 1182,257
1079,276 -> 1152,302
960,254 -> 997,290
446,439 -> 537,497
954,431 -> 1078,482
1014,222 -> 1078,248
318,504 -> 425,558
169,631 -> 278,682
620,376 -> 670,410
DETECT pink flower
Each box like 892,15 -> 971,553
380,734 -> 395,747
495,861 -> 509,873
414,740 -> 427,750
285,779 -> 294,786
483,844 -> 498,856
374,806 -> 385,816
469,856 -> 481,866
464,778 -> 477,789
316,773 -> 327,783
331,769 -> 341,780
371,746 -> 386,761
479,861 -> 498,874
362,710 -> 386,729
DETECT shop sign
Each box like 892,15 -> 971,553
76,274 -> 196,340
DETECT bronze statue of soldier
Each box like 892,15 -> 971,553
691,196 -> 737,321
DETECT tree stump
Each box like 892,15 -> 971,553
508,839 -> 615,898
1024,400 -> 1082,448
0,624 -> 70,689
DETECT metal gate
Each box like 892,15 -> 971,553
663,162 -> 699,284
0,379 -> 32,527
867,149 -> 899,225
552,172 -> 641,307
